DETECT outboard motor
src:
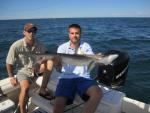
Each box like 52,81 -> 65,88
95,50 -> 129,89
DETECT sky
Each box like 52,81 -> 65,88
0,0 -> 150,20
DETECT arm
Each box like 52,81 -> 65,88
6,64 -> 14,77
6,63 -> 18,86
6,43 -> 18,86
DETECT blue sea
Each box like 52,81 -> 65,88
0,18 -> 150,104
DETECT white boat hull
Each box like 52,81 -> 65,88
0,70 -> 150,113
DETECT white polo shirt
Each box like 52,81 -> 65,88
57,41 -> 94,79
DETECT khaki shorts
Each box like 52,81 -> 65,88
16,73 -> 43,83
16,74 -> 33,83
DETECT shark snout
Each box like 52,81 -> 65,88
107,54 -> 118,64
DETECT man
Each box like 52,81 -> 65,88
6,23 -> 53,113
53,24 -> 102,113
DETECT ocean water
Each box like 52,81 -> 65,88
0,18 -> 150,104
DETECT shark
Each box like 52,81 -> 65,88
26,53 -> 118,71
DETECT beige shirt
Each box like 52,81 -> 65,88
6,38 -> 47,76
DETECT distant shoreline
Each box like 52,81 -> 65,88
0,17 -> 150,21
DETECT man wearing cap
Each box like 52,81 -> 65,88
6,23 -> 53,113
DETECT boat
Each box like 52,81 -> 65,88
0,50 -> 150,113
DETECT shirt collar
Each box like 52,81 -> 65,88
68,41 -> 83,50
23,38 -> 38,50
23,38 -> 27,47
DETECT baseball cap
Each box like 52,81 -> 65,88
24,23 -> 37,31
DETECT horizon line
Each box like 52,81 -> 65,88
0,16 -> 150,21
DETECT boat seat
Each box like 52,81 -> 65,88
32,75 -> 126,113
31,92 -> 84,113
31,76 -> 84,112
0,77 -> 19,95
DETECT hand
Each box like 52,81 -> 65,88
9,77 -> 18,86
32,63 -> 40,73
53,55 -> 62,72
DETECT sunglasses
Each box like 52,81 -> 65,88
26,27 -> 37,33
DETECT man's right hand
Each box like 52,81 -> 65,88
9,77 -> 18,86
32,63 -> 40,73
53,55 -> 62,72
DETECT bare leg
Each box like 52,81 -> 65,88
81,86 -> 102,113
39,60 -> 53,93
19,80 -> 30,113
53,97 -> 67,113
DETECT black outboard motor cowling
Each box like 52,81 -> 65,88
95,50 -> 129,89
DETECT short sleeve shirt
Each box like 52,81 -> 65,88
6,38 -> 47,76
57,41 -> 94,79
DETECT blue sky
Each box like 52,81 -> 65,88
0,0 -> 150,20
